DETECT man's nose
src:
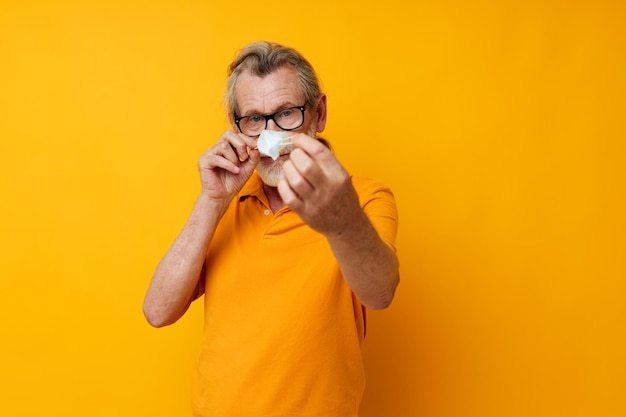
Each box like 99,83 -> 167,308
266,118 -> 281,131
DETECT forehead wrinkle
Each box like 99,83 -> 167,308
235,67 -> 304,115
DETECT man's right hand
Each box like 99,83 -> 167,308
198,131 -> 260,203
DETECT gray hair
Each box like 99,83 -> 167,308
225,41 -> 322,118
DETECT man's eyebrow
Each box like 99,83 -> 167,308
241,102 -> 301,117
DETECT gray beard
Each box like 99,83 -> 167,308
256,157 -> 285,187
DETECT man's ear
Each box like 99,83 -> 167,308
315,94 -> 327,133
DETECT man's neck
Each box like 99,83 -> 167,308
263,184 -> 286,213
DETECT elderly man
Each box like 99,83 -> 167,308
143,41 -> 400,416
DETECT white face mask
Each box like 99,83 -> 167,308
257,130 -> 291,161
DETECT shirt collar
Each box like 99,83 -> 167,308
239,172 -> 288,214
239,172 -> 265,201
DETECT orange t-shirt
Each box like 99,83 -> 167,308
192,173 -> 398,417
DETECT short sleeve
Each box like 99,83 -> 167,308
352,176 -> 399,252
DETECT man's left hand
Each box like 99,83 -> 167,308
277,133 -> 362,236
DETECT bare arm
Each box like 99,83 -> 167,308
277,134 -> 399,310
324,199 -> 399,310
143,195 -> 225,327
143,131 -> 260,327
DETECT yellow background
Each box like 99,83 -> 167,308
1,1 -> 625,416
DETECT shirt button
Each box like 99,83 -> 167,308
264,209 -> 271,216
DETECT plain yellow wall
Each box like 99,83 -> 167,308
1,1 -> 624,416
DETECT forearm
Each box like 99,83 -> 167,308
143,194 -> 227,327
326,211 -> 400,310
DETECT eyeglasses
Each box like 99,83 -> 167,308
234,104 -> 306,137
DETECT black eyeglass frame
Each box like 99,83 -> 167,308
234,104 -> 307,137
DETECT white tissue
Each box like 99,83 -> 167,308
257,130 -> 290,160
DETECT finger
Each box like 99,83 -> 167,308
289,133 -> 344,178
211,139 -> 242,167
282,158 -> 315,197
237,132 -> 258,152
277,171 -> 304,211
199,151 -> 241,174
289,133 -> 332,161
284,150 -> 321,191
215,130 -> 257,161
239,147 -> 260,176
224,131 -> 256,162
